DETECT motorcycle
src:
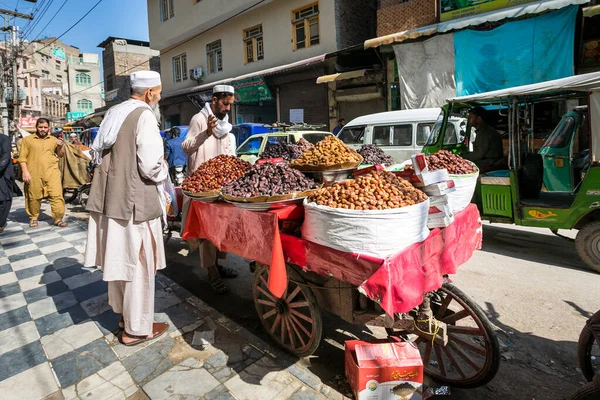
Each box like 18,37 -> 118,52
169,165 -> 186,187
64,161 -> 95,207
569,309 -> 600,399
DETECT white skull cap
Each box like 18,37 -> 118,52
213,84 -> 234,94
130,71 -> 161,88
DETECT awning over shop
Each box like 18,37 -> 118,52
316,69 -> 367,84
163,54 -> 327,100
364,0 -> 590,49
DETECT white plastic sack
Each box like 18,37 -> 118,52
302,199 -> 430,259
447,171 -> 478,213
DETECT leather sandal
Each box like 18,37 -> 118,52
54,221 -> 68,228
120,322 -> 169,347
29,220 -> 38,228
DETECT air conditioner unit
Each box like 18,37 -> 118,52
191,67 -> 204,81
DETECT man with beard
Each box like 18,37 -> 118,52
181,85 -> 238,294
85,71 -> 170,346
18,118 -> 67,228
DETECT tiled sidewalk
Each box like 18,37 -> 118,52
0,197 -> 348,400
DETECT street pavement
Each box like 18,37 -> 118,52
0,196 -> 348,400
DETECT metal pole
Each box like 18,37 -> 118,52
11,25 -> 18,125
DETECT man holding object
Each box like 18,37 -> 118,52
85,71 -> 169,346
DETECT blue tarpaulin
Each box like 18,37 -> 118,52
454,5 -> 578,96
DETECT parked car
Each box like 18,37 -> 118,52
337,108 -> 466,163
231,123 -> 275,148
237,130 -> 332,164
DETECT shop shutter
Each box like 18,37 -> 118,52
279,79 -> 328,127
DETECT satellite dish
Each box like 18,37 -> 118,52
192,67 -> 204,80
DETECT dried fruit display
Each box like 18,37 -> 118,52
291,135 -> 362,168
181,155 -> 251,193
358,144 -> 394,166
222,162 -> 318,198
260,141 -> 303,161
405,150 -> 478,175
308,171 -> 427,210
295,138 -> 313,153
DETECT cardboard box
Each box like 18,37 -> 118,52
422,180 -> 456,196
354,164 -> 386,178
428,204 -> 452,215
413,169 -> 449,187
411,154 -> 428,175
345,338 -> 423,400
428,195 -> 449,207
257,158 -> 284,165
428,213 -> 455,228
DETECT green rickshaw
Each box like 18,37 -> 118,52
424,72 -> 600,272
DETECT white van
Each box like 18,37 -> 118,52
337,108 -> 466,162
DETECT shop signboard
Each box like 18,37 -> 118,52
19,117 -> 38,128
440,0 -> 538,22
233,76 -> 273,104
52,47 -> 66,62
66,112 -> 86,122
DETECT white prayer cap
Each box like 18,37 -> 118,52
213,84 -> 234,94
70,133 -> 77,137
130,71 -> 162,88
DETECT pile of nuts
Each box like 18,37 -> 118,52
292,135 -> 362,167
181,155 -> 251,193
222,162 -> 318,198
308,171 -> 427,210
405,150 -> 478,175
358,144 -> 395,166
260,141 -> 303,161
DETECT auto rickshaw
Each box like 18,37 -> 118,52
424,72 -> 600,272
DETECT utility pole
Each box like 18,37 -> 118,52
11,25 -> 18,126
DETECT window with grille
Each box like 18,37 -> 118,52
76,72 -> 92,87
292,3 -> 319,50
77,99 -> 93,113
243,25 -> 264,64
206,40 -> 223,74
160,0 -> 174,22
172,54 -> 188,83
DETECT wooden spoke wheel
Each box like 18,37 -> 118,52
387,283 -> 500,388
253,264 -> 322,357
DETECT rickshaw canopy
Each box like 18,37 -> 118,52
447,71 -> 600,162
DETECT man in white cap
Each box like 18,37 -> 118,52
181,84 -> 238,294
85,70 -> 170,346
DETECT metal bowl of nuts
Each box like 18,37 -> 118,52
301,168 -> 358,185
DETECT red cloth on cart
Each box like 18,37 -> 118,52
181,201 -> 296,298
280,204 -> 482,315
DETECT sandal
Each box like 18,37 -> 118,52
217,264 -> 238,279
120,322 -> 169,347
29,220 -> 38,228
210,276 -> 229,294
54,221 -> 68,228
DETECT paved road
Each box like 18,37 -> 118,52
163,223 -> 599,400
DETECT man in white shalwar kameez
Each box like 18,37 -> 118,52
85,71 -> 169,346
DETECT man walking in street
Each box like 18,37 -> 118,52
18,118 -> 67,228
0,132 -> 14,233
181,85 -> 239,294
164,127 -> 186,185
85,70 -> 169,346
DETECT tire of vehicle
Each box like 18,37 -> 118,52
578,324 -> 598,382
63,188 -> 78,204
519,153 -> 543,199
77,187 -> 90,208
575,221 -> 600,273
567,381 -> 600,400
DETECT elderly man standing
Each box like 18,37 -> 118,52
181,85 -> 238,294
18,118 -> 67,228
85,71 -> 169,346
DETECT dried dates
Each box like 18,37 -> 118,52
181,155 -> 250,193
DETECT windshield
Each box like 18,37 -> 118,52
237,137 -> 264,155
302,133 -> 330,144
338,126 -> 366,145
542,116 -> 576,149
426,112 -> 445,146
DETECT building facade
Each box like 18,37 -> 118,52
147,0 -> 377,129
98,37 -> 160,108
66,53 -> 103,116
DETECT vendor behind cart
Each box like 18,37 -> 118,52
181,84 -> 239,294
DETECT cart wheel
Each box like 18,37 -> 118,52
578,323 -> 600,382
78,187 -> 90,208
387,283 -> 500,388
253,264 -> 322,357
575,221 -> 600,273
63,188 -> 78,204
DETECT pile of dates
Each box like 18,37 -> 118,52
308,171 -> 427,210
223,162 -> 318,198
181,155 -> 250,193
292,135 -> 362,166
358,144 -> 394,166
295,138 -> 313,153
405,150 -> 477,175
260,141 -> 303,161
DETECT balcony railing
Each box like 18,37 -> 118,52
67,56 -> 98,66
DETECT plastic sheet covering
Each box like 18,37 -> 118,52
454,5 -> 578,96
393,34 -> 456,109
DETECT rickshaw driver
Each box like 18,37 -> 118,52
463,106 -> 504,171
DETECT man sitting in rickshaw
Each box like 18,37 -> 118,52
463,106 -> 504,171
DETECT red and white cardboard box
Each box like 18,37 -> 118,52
428,213 -> 455,228
413,169 -> 449,187
422,180 -> 456,196
345,338 -> 424,400
411,153 -> 428,175
428,194 -> 449,208
428,204 -> 452,215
